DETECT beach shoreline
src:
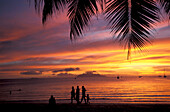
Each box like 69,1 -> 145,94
1,102 -> 170,112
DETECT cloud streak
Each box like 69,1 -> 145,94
53,67 -> 80,73
20,71 -> 42,75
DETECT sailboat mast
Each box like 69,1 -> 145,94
163,68 -> 167,78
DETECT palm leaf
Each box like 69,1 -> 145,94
67,0 -> 100,40
98,0 -> 106,10
34,0 -> 68,23
105,0 -> 159,59
159,0 -> 170,15
32,0 -> 160,59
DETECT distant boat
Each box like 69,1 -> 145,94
14,89 -> 22,91
17,89 -> 22,91
139,76 -> 142,78
163,69 -> 167,78
164,75 -> 167,78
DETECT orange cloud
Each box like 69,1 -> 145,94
1,36 -> 170,78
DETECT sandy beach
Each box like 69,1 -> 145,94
1,102 -> 170,112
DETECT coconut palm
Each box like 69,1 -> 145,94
32,0 -> 169,59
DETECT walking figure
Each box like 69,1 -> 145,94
81,86 -> 86,103
71,86 -> 76,103
87,94 -> 90,104
76,86 -> 80,104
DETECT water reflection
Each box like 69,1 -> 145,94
0,76 -> 170,104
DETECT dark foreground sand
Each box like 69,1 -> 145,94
0,102 -> 170,112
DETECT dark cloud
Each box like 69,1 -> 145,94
53,69 -> 63,73
53,67 -> 80,73
0,41 -> 13,54
23,57 -> 57,61
77,71 -> 106,78
65,67 -> 80,71
0,68 -> 47,72
57,73 -> 75,77
0,41 -> 12,45
79,55 -> 109,61
153,66 -> 170,72
20,71 -> 42,75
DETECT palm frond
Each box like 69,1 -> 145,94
34,0 -> 68,24
97,0 -> 106,10
105,0 -> 159,59
159,0 -> 170,15
67,0 -> 99,40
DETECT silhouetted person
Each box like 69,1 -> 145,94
18,89 -> 21,91
87,94 -> 90,104
49,95 -> 56,106
81,86 -> 86,103
76,86 -> 80,104
10,91 -> 12,95
71,86 -> 76,103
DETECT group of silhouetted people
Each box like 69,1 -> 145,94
48,86 -> 90,106
71,86 -> 90,104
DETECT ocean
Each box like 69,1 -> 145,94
0,76 -> 170,104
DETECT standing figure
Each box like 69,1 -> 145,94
10,91 -> 12,95
76,86 -> 80,104
87,94 -> 90,104
49,95 -> 56,106
71,86 -> 76,103
81,86 -> 86,103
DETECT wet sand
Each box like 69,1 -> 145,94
0,102 -> 170,112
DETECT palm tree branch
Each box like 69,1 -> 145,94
105,0 -> 158,50
67,0 -> 99,40
33,0 -> 68,24
158,0 -> 170,15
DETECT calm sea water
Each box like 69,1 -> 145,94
0,76 -> 170,104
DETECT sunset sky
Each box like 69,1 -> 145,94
0,0 -> 170,79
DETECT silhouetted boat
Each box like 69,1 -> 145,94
163,69 -> 167,78
117,76 -> 119,79
139,76 -> 142,78
17,89 -> 22,91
